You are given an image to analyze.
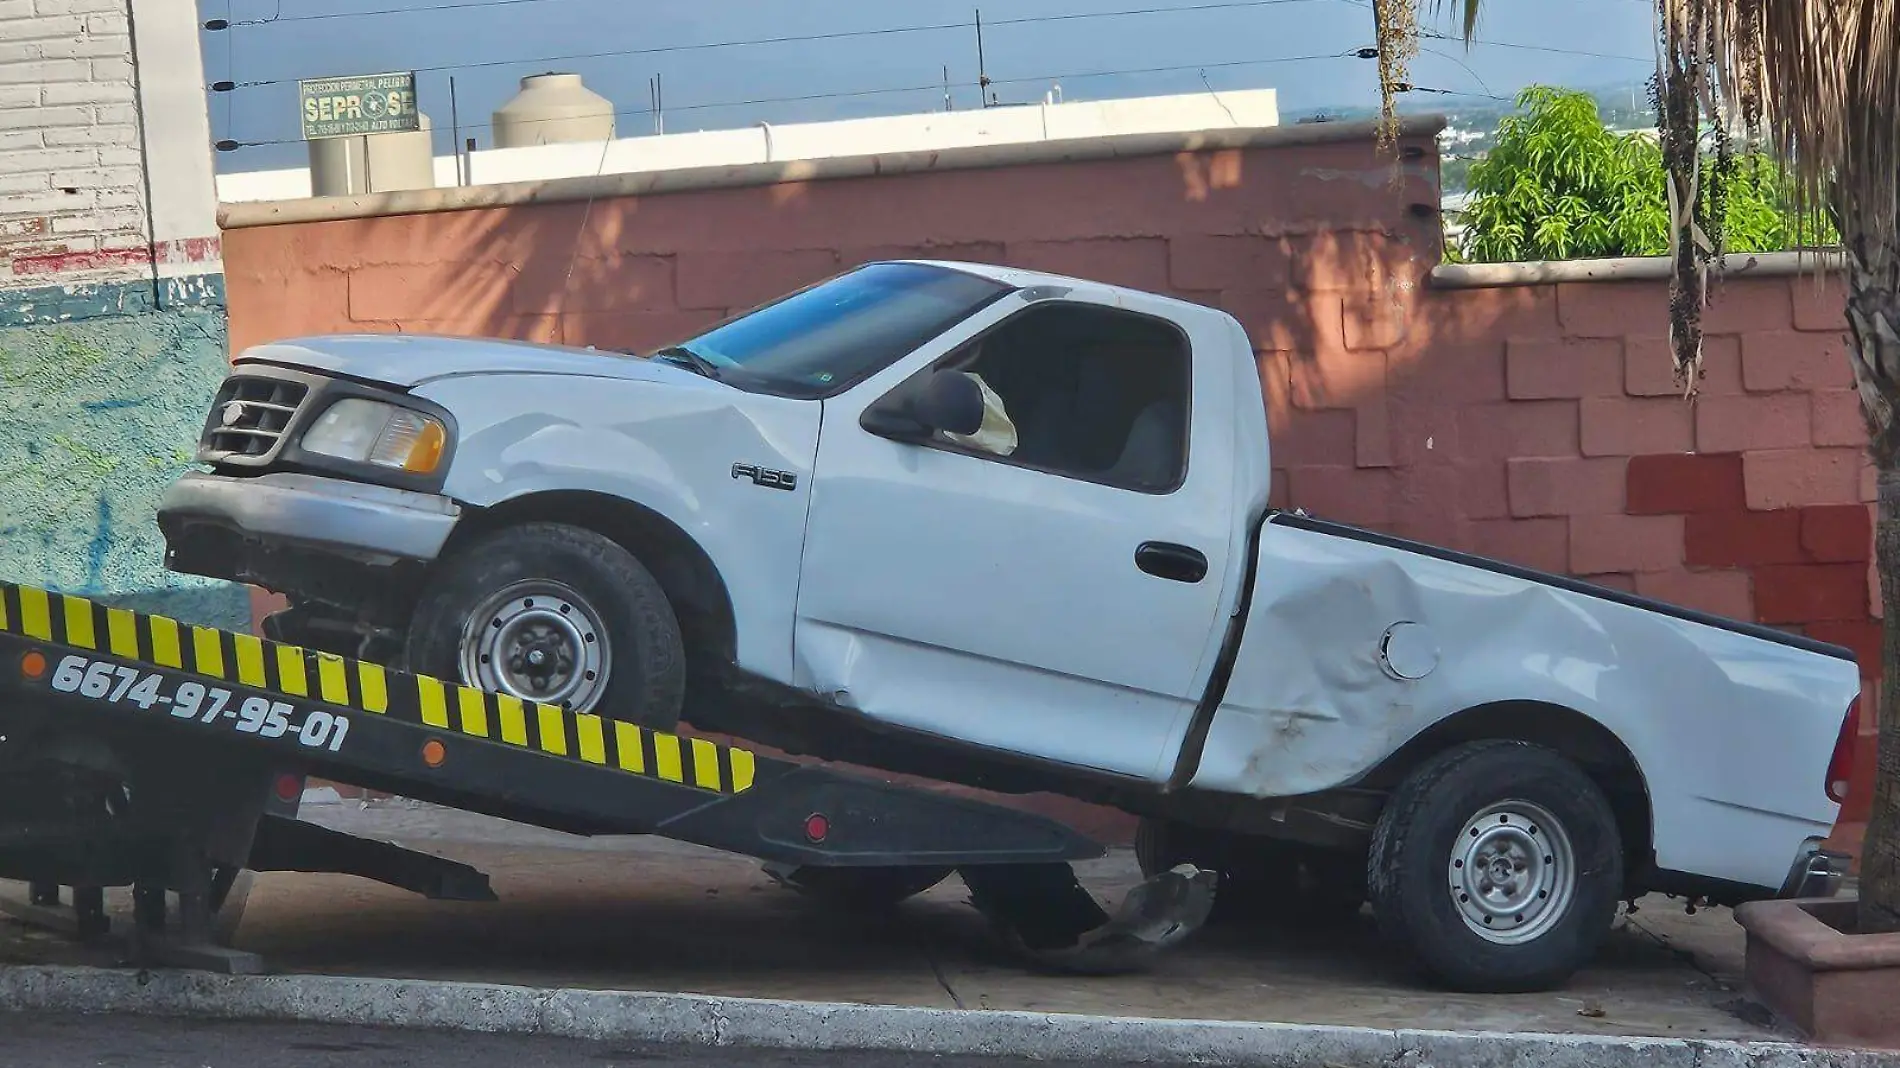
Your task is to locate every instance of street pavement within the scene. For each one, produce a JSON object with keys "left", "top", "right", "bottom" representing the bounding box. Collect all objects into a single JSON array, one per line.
[
  {"left": 0, "top": 799, "right": 1790, "bottom": 1043},
  {"left": 2, "top": 1012, "right": 1154, "bottom": 1067}
]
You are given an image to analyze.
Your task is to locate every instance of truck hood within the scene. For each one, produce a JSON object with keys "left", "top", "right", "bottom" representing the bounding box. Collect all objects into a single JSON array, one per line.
[{"left": 235, "top": 333, "right": 713, "bottom": 390}]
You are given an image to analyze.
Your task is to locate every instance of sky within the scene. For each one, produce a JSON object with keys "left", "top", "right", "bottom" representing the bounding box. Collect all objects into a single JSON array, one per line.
[{"left": 199, "top": 0, "right": 1664, "bottom": 172}]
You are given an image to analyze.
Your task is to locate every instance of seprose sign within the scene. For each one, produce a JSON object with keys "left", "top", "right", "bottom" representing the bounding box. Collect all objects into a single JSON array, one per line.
[{"left": 298, "top": 71, "right": 419, "bottom": 140}]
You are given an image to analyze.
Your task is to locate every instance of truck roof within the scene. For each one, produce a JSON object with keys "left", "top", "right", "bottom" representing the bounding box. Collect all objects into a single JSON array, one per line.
[{"left": 889, "top": 259, "right": 1231, "bottom": 321}]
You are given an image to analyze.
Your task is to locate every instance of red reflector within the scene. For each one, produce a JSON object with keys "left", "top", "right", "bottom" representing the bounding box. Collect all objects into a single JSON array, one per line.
[
  {"left": 273, "top": 774, "right": 302, "bottom": 803},
  {"left": 804, "top": 813, "right": 829, "bottom": 843},
  {"left": 1827, "top": 699, "right": 1861, "bottom": 805}
]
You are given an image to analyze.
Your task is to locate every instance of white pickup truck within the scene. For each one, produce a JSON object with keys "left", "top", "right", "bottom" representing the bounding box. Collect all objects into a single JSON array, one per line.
[{"left": 158, "top": 259, "right": 1860, "bottom": 992}]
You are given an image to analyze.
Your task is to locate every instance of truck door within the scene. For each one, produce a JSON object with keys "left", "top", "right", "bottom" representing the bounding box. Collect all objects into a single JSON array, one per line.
[{"left": 793, "top": 290, "right": 1238, "bottom": 782}]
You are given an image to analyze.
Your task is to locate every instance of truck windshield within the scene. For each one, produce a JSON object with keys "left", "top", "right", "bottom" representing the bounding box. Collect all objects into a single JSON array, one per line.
[{"left": 649, "top": 262, "right": 1012, "bottom": 398}]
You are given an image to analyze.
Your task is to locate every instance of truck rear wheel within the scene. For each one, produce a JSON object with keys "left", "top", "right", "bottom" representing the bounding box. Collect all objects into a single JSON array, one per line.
[
  {"left": 405, "top": 522, "right": 686, "bottom": 731},
  {"left": 1367, "top": 739, "right": 1622, "bottom": 993}
]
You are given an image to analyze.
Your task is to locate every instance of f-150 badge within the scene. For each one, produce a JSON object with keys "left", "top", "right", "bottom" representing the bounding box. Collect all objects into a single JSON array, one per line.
[{"left": 731, "top": 463, "right": 798, "bottom": 491}]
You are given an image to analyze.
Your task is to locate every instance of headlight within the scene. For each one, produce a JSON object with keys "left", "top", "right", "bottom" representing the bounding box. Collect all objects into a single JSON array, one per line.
[{"left": 302, "top": 398, "right": 448, "bottom": 474}]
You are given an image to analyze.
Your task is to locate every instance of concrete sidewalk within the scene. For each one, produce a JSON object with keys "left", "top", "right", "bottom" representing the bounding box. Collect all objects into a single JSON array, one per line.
[{"left": 0, "top": 799, "right": 1792, "bottom": 1046}]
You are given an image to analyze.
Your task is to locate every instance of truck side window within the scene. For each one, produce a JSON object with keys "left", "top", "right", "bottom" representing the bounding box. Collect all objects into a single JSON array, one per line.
[{"left": 933, "top": 302, "right": 1191, "bottom": 494}]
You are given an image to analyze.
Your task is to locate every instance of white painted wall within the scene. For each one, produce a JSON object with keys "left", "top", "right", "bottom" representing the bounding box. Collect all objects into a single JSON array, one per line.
[
  {"left": 215, "top": 87, "right": 1281, "bottom": 204},
  {"left": 0, "top": 0, "right": 147, "bottom": 289},
  {"left": 128, "top": 0, "right": 220, "bottom": 277},
  {"left": 0, "top": 0, "right": 220, "bottom": 291}
]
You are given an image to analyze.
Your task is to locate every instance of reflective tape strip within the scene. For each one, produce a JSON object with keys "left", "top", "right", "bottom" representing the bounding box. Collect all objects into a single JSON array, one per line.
[
  {"left": 106, "top": 608, "right": 138, "bottom": 659},
  {"left": 356, "top": 662, "right": 388, "bottom": 713},
  {"left": 456, "top": 686, "right": 490, "bottom": 738},
  {"left": 535, "top": 703, "right": 567, "bottom": 757},
  {"left": 275, "top": 645, "right": 309, "bottom": 696},
  {"left": 60, "top": 595, "right": 95, "bottom": 650},
  {"left": 614, "top": 721, "right": 646, "bottom": 774},
  {"left": 653, "top": 733, "right": 683, "bottom": 783},
  {"left": 690, "top": 737, "right": 721, "bottom": 791},
  {"left": 233, "top": 634, "right": 266, "bottom": 687},
  {"left": 576, "top": 713, "right": 607, "bottom": 765},
  {"left": 19, "top": 587, "right": 51, "bottom": 641},
  {"left": 417, "top": 676, "right": 450, "bottom": 729},
  {"left": 148, "top": 615, "right": 183, "bottom": 668},
  {"left": 497, "top": 694, "right": 528, "bottom": 745},
  {"left": 192, "top": 626, "right": 225, "bottom": 678},
  {"left": 317, "top": 654, "right": 350, "bottom": 705},
  {"left": 729, "top": 748, "right": 756, "bottom": 793}
]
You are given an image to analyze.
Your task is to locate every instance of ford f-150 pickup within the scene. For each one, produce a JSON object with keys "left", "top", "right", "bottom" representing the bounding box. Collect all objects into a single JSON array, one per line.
[{"left": 157, "top": 259, "right": 1861, "bottom": 993}]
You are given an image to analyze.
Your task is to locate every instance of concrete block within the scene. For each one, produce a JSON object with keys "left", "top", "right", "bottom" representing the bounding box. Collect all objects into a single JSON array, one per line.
[
  {"left": 1745, "top": 331, "right": 1855, "bottom": 393},
  {"left": 1625, "top": 334, "right": 1744, "bottom": 396},
  {"left": 1569, "top": 512, "right": 1684, "bottom": 575},
  {"left": 1581, "top": 396, "right": 1696, "bottom": 456},
  {"left": 1507, "top": 456, "right": 1627, "bottom": 517},
  {"left": 1746, "top": 448, "right": 1865, "bottom": 510},
  {"left": 1627, "top": 453, "right": 1746, "bottom": 514},
  {"left": 1506, "top": 337, "right": 1623, "bottom": 399}
]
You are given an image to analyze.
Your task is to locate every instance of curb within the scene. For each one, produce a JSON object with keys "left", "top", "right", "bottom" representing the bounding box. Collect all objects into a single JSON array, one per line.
[{"left": 1, "top": 964, "right": 1895, "bottom": 1067}]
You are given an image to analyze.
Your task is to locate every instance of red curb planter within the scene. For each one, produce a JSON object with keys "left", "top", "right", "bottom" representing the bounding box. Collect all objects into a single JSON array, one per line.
[{"left": 1736, "top": 896, "right": 1900, "bottom": 1047}]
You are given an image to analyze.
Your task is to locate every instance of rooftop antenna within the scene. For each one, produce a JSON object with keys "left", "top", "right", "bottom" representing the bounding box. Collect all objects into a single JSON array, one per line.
[
  {"left": 974, "top": 9, "right": 992, "bottom": 106},
  {"left": 943, "top": 64, "right": 952, "bottom": 111}
]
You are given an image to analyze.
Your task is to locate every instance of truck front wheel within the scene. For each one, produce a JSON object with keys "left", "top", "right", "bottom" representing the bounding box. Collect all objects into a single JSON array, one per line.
[
  {"left": 1367, "top": 739, "right": 1622, "bottom": 993},
  {"left": 405, "top": 522, "right": 686, "bottom": 731}
]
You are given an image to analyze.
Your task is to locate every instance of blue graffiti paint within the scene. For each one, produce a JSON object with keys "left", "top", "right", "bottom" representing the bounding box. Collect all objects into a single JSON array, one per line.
[{"left": 0, "top": 274, "right": 249, "bottom": 632}]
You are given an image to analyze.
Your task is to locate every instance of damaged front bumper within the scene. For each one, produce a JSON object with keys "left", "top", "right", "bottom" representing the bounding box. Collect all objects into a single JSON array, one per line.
[{"left": 960, "top": 862, "right": 1218, "bottom": 974}]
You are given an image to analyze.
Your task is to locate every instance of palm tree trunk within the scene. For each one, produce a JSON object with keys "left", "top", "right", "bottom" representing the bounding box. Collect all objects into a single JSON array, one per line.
[
  {"left": 1863, "top": 465, "right": 1900, "bottom": 932},
  {"left": 1839, "top": 192, "right": 1900, "bottom": 934}
]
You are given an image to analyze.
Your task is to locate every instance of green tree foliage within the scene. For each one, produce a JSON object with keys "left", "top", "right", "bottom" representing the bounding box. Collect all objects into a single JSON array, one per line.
[{"left": 1447, "top": 86, "right": 1833, "bottom": 263}]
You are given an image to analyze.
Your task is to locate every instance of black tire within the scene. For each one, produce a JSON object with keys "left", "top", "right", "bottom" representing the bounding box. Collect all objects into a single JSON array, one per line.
[
  {"left": 405, "top": 522, "right": 686, "bottom": 731},
  {"left": 1135, "top": 818, "right": 1365, "bottom": 926},
  {"left": 1367, "top": 739, "right": 1623, "bottom": 993},
  {"left": 765, "top": 863, "right": 954, "bottom": 910}
]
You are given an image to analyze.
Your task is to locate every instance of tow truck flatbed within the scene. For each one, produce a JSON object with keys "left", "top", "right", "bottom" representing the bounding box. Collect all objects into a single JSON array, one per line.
[{"left": 0, "top": 582, "right": 1213, "bottom": 974}]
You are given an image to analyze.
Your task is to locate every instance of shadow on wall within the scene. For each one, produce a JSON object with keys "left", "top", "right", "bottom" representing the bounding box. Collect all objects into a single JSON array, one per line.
[{"left": 0, "top": 300, "right": 250, "bottom": 631}]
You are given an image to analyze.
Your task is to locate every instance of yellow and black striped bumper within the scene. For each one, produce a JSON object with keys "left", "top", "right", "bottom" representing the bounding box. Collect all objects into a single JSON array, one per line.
[{"left": 0, "top": 582, "right": 754, "bottom": 795}]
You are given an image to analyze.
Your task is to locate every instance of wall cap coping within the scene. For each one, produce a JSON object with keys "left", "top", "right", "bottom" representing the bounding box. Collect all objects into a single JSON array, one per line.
[
  {"left": 216, "top": 115, "right": 1449, "bottom": 231},
  {"left": 1431, "top": 248, "right": 1845, "bottom": 289}
]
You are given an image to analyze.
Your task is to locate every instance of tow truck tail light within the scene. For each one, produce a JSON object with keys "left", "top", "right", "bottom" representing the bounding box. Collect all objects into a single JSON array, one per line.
[{"left": 1827, "top": 698, "right": 1860, "bottom": 805}]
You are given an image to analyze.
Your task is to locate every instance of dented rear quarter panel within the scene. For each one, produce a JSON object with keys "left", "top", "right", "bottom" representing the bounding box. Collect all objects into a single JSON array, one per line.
[{"left": 1192, "top": 518, "right": 1859, "bottom": 890}]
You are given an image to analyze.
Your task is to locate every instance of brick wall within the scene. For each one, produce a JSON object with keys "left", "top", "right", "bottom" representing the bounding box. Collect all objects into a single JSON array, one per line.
[
  {"left": 219, "top": 127, "right": 1877, "bottom": 848},
  {"left": 0, "top": 0, "right": 151, "bottom": 286}
]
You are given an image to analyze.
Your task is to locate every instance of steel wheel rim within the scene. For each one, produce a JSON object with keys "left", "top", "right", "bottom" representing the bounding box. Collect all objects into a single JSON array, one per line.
[
  {"left": 458, "top": 580, "right": 610, "bottom": 711},
  {"left": 1448, "top": 798, "right": 1576, "bottom": 945}
]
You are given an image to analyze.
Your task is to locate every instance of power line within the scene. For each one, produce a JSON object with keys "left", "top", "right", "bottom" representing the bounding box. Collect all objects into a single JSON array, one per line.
[
  {"left": 218, "top": 0, "right": 1358, "bottom": 27},
  {"left": 1418, "top": 29, "right": 1650, "bottom": 64},
  {"left": 214, "top": 50, "right": 1351, "bottom": 150},
  {"left": 207, "top": 0, "right": 1354, "bottom": 88}
]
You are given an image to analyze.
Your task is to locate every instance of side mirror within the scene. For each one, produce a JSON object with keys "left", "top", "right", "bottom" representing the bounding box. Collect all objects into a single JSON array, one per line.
[{"left": 861, "top": 371, "right": 986, "bottom": 441}]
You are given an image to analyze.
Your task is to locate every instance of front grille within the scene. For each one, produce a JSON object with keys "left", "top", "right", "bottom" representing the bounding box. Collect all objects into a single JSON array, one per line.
[{"left": 201, "top": 375, "right": 310, "bottom": 461}]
